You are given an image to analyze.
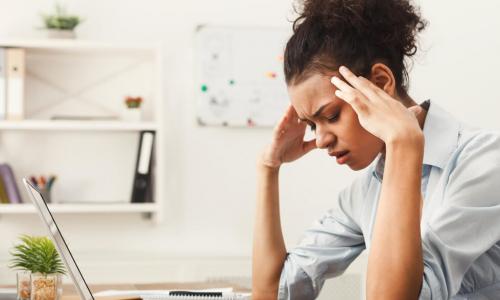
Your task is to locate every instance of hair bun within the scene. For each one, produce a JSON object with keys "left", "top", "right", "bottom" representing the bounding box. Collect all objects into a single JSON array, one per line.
[{"left": 295, "top": 0, "right": 427, "bottom": 57}]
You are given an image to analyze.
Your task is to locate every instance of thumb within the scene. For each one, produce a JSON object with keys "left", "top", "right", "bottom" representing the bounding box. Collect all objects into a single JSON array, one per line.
[
  {"left": 303, "top": 139, "right": 317, "bottom": 154},
  {"left": 408, "top": 105, "right": 423, "bottom": 117}
]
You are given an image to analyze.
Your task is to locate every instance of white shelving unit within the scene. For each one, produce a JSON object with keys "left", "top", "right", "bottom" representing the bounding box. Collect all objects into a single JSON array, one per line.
[{"left": 0, "top": 38, "right": 164, "bottom": 223}]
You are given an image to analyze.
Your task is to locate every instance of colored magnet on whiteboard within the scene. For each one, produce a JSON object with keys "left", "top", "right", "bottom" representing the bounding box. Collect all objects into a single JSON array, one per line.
[
  {"left": 247, "top": 118, "right": 255, "bottom": 127},
  {"left": 201, "top": 84, "right": 208, "bottom": 92},
  {"left": 266, "top": 72, "right": 277, "bottom": 79},
  {"left": 277, "top": 55, "right": 284, "bottom": 61},
  {"left": 229, "top": 79, "right": 235, "bottom": 85}
]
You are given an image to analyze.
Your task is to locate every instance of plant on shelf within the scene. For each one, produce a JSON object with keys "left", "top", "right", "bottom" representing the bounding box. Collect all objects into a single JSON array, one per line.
[
  {"left": 125, "top": 96, "right": 143, "bottom": 109},
  {"left": 10, "top": 235, "right": 66, "bottom": 300},
  {"left": 123, "top": 96, "right": 144, "bottom": 121},
  {"left": 41, "top": 3, "right": 82, "bottom": 39}
]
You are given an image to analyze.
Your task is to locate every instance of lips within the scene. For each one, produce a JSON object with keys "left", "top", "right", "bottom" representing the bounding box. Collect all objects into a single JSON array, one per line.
[
  {"left": 328, "top": 150, "right": 349, "bottom": 158},
  {"left": 329, "top": 150, "right": 350, "bottom": 164}
]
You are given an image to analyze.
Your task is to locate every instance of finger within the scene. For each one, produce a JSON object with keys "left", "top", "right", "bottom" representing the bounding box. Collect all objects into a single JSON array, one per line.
[
  {"left": 334, "top": 89, "right": 369, "bottom": 117},
  {"left": 330, "top": 75, "right": 356, "bottom": 93},
  {"left": 338, "top": 66, "right": 379, "bottom": 101},
  {"left": 273, "top": 108, "right": 290, "bottom": 136},
  {"left": 303, "top": 139, "right": 317, "bottom": 153}
]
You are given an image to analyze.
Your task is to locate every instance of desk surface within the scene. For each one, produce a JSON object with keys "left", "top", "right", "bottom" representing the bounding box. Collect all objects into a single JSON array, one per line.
[{"left": 2, "top": 281, "right": 251, "bottom": 299}]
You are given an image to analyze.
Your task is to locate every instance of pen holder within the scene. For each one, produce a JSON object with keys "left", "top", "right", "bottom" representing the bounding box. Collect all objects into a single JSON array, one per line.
[{"left": 39, "top": 188, "right": 52, "bottom": 204}]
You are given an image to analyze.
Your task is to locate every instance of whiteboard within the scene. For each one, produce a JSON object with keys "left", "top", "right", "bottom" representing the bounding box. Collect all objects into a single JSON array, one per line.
[{"left": 195, "top": 25, "right": 291, "bottom": 127}]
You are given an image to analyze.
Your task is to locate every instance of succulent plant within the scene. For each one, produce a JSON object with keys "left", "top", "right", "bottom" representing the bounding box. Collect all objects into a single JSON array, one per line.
[
  {"left": 42, "top": 3, "right": 81, "bottom": 31},
  {"left": 9, "top": 235, "right": 66, "bottom": 275}
]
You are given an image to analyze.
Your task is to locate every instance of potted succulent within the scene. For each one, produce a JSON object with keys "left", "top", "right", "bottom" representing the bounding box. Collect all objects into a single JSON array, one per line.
[
  {"left": 122, "top": 96, "right": 144, "bottom": 121},
  {"left": 41, "top": 3, "right": 82, "bottom": 39},
  {"left": 9, "top": 235, "right": 66, "bottom": 300}
]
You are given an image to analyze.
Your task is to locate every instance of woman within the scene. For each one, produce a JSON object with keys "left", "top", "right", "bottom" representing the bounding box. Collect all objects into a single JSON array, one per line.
[{"left": 252, "top": 0, "right": 500, "bottom": 299}]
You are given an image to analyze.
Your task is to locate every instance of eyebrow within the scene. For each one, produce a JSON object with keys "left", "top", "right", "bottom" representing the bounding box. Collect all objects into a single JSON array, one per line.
[{"left": 299, "top": 103, "right": 331, "bottom": 121}]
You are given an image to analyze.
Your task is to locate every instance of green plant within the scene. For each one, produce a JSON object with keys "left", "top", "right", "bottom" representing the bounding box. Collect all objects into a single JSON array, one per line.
[
  {"left": 125, "top": 96, "right": 143, "bottom": 109},
  {"left": 42, "top": 3, "right": 81, "bottom": 30},
  {"left": 9, "top": 235, "right": 66, "bottom": 275}
]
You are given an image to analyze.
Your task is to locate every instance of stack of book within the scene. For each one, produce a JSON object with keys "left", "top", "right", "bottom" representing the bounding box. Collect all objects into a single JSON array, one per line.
[
  {"left": 0, "top": 163, "right": 22, "bottom": 204},
  {"left": 0, "top": 47, "right": 25, "bottom": 121}
]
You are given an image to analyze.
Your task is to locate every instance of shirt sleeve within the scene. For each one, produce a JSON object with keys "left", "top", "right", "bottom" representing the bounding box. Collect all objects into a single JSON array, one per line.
[
  {"left": 278, "top": 175, "right": 368, "bottom": 300},
  {"left": 419, "top": 132, "right": 500, "bottom": 299}
]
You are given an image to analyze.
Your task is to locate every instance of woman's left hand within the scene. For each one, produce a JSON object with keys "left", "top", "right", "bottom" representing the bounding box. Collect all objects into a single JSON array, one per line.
[{"left": 331, "top": 66, "right": 423, "bottom": 145}]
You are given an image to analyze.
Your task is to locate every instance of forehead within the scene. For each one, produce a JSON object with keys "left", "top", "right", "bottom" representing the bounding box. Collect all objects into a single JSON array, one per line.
[{"left": 288, "top": 73, "right": 339, "bottom": 118}]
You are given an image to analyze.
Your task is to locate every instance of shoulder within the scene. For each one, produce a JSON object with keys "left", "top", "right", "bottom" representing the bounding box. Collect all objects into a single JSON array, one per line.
[
  {"left": 451, "top": 127, "right": 500, "bottom": 170},
  {"left": 445, "top": 127, "right": 500, "bottom": 206}
]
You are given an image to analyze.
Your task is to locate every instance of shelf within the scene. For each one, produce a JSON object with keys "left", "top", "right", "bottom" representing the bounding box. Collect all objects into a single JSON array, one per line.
[
  {"left": 0, "top": 120, "right": 158, "bottom": 131},
  {"left": 0, "top": 203, "right": 159, "bottom": 214},
  {"left": 0, "top": 38, "right": 160, "bottom": 54}
]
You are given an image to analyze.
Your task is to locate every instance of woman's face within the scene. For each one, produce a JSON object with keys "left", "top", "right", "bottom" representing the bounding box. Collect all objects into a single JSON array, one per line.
[{"left": 288, "top": 72, "right": 384, "bottom": 171}]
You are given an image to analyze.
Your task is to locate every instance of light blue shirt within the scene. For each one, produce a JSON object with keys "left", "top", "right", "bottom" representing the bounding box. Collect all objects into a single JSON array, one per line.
[{"left": 278, "top": 101, "right": 500, "bottom": 299}]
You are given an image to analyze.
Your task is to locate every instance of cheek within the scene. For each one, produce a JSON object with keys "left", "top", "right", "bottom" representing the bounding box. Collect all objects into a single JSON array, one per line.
[{"left": 337, "top": 107, "right": 365, "bottom": 142}]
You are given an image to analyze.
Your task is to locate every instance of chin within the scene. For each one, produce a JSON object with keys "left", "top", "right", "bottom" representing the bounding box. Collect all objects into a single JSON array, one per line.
[{"left": 347, "top": 157, "right": 376, "bottom": 171}]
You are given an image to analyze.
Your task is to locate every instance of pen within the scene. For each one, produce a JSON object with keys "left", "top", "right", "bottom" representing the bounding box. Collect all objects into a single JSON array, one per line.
[
  {"left": 40, "top": 176, "right": 46, "bottom": 189},
  {"left": 30, "top": 176, "right": 37, "bottom": 188},
  {"left": 47, "top": 176, "right": 57, "bottom": 190}
]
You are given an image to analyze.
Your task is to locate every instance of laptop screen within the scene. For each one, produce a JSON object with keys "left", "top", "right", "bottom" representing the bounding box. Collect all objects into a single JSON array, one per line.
[{"left": 23, "top": 178, "right": 94, "bottom": 300}]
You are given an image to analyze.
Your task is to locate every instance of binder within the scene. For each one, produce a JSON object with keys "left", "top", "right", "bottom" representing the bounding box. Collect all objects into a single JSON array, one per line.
[
  {"left": 0, "top": 164, "right": 22, "bottom": 203},
  {"left": 0, "top": 48, "right": 6, "bottom": 120},
  {"left": 5, "top": 48, "right": 25, "bottom": 120},
  {"left": 0, "top": 172, "right": 10, "bottom": 204},
  {"left": 131, "top": 131, "right": 155, "bottom": 203}
]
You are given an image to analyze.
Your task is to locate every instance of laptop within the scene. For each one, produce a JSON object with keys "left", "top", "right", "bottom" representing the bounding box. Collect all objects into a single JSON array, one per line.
[
  {"left": 22, "top": 178, "right": 249, "bottom": 300},
  {"left": 23, "top": 178, "right": 99, "bottom": 300}
]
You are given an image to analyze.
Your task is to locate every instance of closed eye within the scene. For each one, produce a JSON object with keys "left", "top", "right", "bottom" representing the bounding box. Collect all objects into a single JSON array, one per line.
[{"left": 327, "top": 113, "right": 339, "bottom": 123}]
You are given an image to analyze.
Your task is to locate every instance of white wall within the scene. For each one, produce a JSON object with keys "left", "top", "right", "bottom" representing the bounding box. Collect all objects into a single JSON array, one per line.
[{"left": 0, "top": 0, "right": 499, "bottom": 296}]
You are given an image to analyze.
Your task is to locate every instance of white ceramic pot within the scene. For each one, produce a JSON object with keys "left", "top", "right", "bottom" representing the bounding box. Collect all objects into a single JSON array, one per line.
[
  {"left": 122, "top": 108, "right": 142, "bottom": 122},
  {"left": 46, "top": 29, "right": 76, "bottom": 39}
]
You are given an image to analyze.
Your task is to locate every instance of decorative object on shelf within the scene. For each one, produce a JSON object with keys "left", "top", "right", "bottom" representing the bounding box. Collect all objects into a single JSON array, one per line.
[
  {"left": 41, "top": 3, "right": 82, "bottom": 39},
  {"left": 9, "top": 235, "right": 66, "bottom": 300},
  {"left": 122, "top": 96, "right": 143, "bottom": 122},
  {"left": 29, "top": 175, "right": 56, "bottom": 203}
]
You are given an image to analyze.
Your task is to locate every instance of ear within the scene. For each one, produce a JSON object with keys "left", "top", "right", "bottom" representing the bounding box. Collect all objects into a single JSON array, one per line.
[{"left": 368, "top": 63, "right": 397, "bottom": 97}]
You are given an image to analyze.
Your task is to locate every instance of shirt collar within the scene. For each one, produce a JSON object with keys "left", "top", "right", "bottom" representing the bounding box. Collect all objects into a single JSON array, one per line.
[{"left": 372, "top": 100, "right": 461, "bottom": 181}]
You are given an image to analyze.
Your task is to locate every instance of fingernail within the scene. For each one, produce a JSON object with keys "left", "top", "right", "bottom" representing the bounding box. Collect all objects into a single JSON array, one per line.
[
  {"left": 339, "top": 66, "right": 347, "bottom": 73},
  {"left": 330, "top": 76, "right": 338, "bottom": 84}
]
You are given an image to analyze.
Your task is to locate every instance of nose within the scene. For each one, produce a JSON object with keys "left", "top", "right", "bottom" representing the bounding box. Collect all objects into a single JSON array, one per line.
[{"left": 315, "top": 124, "right": 336, "bottom": 149}]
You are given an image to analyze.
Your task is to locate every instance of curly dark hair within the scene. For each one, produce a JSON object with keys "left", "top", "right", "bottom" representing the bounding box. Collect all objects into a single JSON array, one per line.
[{"left": 284, "top": 0, "right": 427, "bottom": 96}]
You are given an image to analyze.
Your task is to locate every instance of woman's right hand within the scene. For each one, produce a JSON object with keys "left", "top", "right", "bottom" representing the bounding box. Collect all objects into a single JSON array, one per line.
[{"left": 259, "top": 105, "right": 317, "bottom": 169}]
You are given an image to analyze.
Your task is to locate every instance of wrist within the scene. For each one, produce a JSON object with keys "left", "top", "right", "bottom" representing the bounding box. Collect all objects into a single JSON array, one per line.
[
  {"left": 257, "top": 160, "right": 281, "bottom": 174},
  {"left": 258, "top": 149, "right": 282, "bottom": 172},
  {"left": 386, "top": 131, "right": 424, "bottom": 153}
]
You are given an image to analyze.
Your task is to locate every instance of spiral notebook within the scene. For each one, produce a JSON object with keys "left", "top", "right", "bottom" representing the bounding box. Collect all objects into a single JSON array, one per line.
[{"left": 94, "top": 288, "right": 251, "bottom": 300}]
